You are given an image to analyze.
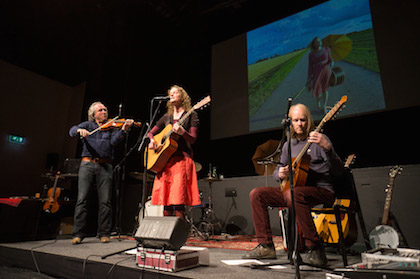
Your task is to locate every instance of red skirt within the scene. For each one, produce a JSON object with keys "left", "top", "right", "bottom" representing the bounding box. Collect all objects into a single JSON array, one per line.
[{"left": 150, "top": 156, "right": 201, "bottom": 206}]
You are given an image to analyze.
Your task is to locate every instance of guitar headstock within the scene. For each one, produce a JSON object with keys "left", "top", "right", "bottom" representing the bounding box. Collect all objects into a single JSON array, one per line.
[
  {"left": 344, "top": 154, "right": 356, "bottom": 168},
  {"left": 193, "top": 96, "right": 211, "bottom": 110},
  {"left": 323, "top": 95, "right": 347, "bottom": 122},
  {"left": 389, "top": 165, "right": 402, "bottom": 178}
]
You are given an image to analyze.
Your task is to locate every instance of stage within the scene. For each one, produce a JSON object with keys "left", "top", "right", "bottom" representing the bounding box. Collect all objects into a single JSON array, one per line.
[{"left": 0, "top": 236, "right": 364, "bottom": 279}]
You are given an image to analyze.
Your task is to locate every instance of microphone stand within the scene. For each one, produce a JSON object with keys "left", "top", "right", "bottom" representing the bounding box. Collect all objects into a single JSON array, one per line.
[
  {"left": 101, "top": 98, "right": 166, "bottom": 260},
  {"left": 283, "top": 97, "right": 323, "bottom": 277},
  {"left": 112, "top": 130, "right": 130, "bottom": 239},
  {"left": 135, "top": 98, "right": 167, "bottom": 228},
  {"left": 283, "top": 99, "right": 301, "bottom": 279},
  {"left": 112, "top": 105, "right": 124, "bottom": 239}
]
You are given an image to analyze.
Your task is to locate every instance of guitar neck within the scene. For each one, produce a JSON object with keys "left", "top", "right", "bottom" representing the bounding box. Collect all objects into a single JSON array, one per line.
[
  {"left": 380, "top": 166, "right": 401, "bottom": 225},
  {"left": 161, "top": 95, "right": 210, "bottom": 141},
  {"left": 165, "top": 108, "right": 194, "bottom": 139},
  {"left": 178, "top": 107, "right": 195, "bottom": 126},
  {"left": 381, "top": 176, "right": 395, "bottom": 225},
  {"left": 291, "top": 95, "right": 346, "bottom": 168},
  {"left": 292, "top": 120, "right": 325, "bottom": 169},
  {"left": 51, "top": 175, "right": 59, "bottom": 195}
]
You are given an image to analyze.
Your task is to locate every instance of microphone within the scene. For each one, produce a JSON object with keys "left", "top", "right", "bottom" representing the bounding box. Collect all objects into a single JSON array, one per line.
[
  {"left": 281, "top": 98, "right": 293, "bottom": 126},
  {"left": 118, "top": 103, "right": 122, "bottom": 116},
  {"left": 153, "top": 96, "right": 170, "bottom": 100},
  {"left": 286, "top": 97, "right": 292, "bottom": 117}
]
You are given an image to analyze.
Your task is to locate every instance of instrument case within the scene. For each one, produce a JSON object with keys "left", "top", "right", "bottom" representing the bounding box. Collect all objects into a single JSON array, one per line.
[{"left": 136, "top": 247, "right": 200, "bottom": 272}]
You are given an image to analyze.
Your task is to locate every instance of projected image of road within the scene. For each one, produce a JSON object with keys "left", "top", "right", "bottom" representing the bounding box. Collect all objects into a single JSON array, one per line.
[{"left": 247, "top": 0, "right": 385, "bottom": 132}]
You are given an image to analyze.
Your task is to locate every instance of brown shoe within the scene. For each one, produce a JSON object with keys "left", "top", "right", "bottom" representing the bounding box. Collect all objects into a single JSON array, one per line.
[
  {"left": 71, "top": 237, "right": 82, "bottom": 245},
  {"left": 242, "top": 243, "right": 276, "bottom": 259},
  {"left": 100, "top": 236, "right": 110, "bottom": 243}
]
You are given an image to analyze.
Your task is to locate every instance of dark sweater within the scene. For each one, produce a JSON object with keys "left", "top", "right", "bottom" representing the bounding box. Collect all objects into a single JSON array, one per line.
[{"left": 273, "top": 135, "right": 343, "bottom": 193}]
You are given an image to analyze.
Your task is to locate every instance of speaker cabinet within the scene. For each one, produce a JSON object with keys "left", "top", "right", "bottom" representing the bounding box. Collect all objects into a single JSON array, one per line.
[{"left": 134, "top": 216, "right": 189, "bottom": 250}]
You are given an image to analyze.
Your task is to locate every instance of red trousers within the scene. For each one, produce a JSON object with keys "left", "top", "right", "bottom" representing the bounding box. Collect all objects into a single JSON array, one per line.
[{"left": 249, "top": 186, "right": 335, "bottom": 248}]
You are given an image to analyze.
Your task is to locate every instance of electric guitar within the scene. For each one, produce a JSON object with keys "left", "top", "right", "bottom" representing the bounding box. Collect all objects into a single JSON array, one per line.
[
  {"left": 280, "top": 95, "right": 347, "bottom": 194},
  {"left": 312, "top": 154, "right": 358, "bottom": 246},
  {"left": 145, "top": 96, "right": 211, "bottom": 173},
  {"left": 43, "top": 172, "right": 61, "bottom": 213},
  {"left": 369, "top": 166, "right": 403, "bottom": 249}
]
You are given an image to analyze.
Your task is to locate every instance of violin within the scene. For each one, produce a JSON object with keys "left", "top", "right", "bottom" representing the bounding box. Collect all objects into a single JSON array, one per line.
[
  {"left": 99, "top": 119, "right": 142, "bottom": 131},
  {"left": 43, "top": 172, "right": 61, "bottom": 213},
  {"left": 88, "top": 116, "right": 141, "bottom": 136}
]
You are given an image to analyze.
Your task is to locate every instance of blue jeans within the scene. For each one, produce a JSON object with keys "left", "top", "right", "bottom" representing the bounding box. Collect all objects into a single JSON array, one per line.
[{"left": 73, "top": 161, "right": 113, "bottom": 238}]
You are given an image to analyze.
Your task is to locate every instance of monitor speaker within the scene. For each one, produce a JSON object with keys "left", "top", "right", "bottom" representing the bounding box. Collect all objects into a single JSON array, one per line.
[{"left": 134, "top": 216, "right": 189, "bottom": 250}]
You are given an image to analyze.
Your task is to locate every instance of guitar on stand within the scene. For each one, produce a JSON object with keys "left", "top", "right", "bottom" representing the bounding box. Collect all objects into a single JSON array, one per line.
[
  {"left": 369, "top": 165, "right": 409, "bottom": 249},
  {"left": 144, "top": 96, "right": 211, "bottom": 173},
  {"left": 312, "top": 154, "right": 358, "bottom": 246}
]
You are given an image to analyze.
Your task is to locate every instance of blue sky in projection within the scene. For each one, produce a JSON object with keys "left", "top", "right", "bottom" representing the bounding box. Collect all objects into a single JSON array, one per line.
[{"left": 247, "top": 0, "right": 373, "bottom": 65}]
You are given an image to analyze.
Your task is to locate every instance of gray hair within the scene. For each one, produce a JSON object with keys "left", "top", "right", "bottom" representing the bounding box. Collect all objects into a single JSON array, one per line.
[{"left": 88, "top": 101, "right": 104, "bottom": 121}]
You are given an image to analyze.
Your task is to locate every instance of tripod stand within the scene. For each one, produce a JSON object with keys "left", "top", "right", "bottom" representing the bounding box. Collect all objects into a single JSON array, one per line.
[
  {"left": 185, "top": 206, "right": 206, "bottom": 239},
  {"left": 195, "top": 176, "right": 222, "bottom": 238}
]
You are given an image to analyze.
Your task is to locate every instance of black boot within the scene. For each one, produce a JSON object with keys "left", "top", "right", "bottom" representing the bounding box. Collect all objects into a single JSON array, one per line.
[{"left": 304, "top": 245, "right": 327, "bottom": 266}]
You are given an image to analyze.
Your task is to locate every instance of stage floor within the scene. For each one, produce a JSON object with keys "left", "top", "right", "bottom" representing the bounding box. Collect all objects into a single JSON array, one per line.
[{"left": 0, "top": 236, "right": 363, "bottom": 279}]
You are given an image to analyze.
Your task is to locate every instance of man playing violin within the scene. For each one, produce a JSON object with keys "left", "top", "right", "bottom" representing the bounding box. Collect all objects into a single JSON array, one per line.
[
  {"left": 69, "top": 101, "right": 134, "bottom": 245},
  {"left": 243, "top": 103, "right": 343, "bottom": 266}
]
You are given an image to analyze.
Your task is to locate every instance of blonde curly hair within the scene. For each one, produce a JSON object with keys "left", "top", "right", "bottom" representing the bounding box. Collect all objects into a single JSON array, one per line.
[{"left": 166, "top": 85, "right": 192, "bottom": 115}]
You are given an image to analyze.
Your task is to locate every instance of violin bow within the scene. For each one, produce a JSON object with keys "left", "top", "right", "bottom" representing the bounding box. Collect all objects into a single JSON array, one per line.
[{"left": 88, "top": 115, "right": 120, "bottom": 136}]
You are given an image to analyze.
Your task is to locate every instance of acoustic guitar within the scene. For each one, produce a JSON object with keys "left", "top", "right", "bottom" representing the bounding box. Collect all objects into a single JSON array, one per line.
[
  {"left": 43, "top": 172, "right": 61, "bottom": 213},
  {"left": 312, "top": 154, "right": 358, "bottom": 246},
  {"left": 280, "top": 95, "right": 348, "bottom": 194},
  {"left": 145, "top": 96, "right": 211, "bottom": 173},
  {"left": 369, "top": 166, "right": 403, "bottom": 249}
]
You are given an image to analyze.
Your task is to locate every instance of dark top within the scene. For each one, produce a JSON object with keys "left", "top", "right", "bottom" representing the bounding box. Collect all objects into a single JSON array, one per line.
[
  {"left": 148, "top": 111, "right": 199, "bottom": 158},
  {"left": 69, "top": 121, "right": 126, "bottom": 159},
  {"left": 273, "top": 135, "right": 343, "bottom": 193}
]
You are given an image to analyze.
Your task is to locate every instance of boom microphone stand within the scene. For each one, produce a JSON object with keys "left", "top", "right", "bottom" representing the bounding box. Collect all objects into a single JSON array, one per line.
[
  {"left": 283, "top": 98, "right": 301, "bottom": 279},
  {"left": 111, "top": 104, "right": 124, "bottom": 238},
  {"left": 135, "top": 97, "right": 167, "bottom": 225},
  {"left": 101, "top": 97, "right": 166, "bottom": 260},
  {"left": 112, "top": 127, "right": 133, "bottom": 238}
]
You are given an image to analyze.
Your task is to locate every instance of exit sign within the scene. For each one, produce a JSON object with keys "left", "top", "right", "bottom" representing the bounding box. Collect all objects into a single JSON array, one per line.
[{"left": 9, "top": 135, "right": 25, "bottom": 144}]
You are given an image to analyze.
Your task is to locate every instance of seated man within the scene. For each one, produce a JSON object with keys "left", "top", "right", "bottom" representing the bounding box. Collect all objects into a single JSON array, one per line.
[{"left": 242, "top": 103, "right": 343, "bottom": 266}]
